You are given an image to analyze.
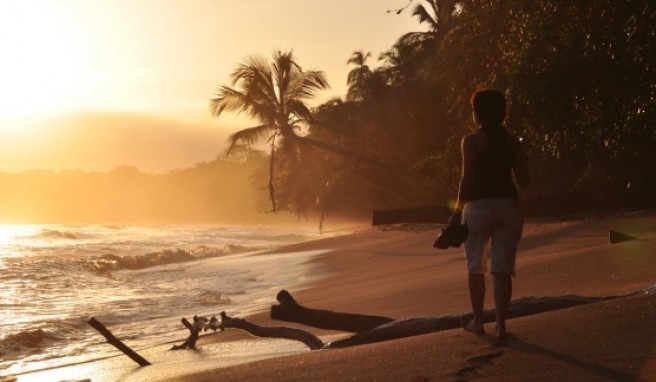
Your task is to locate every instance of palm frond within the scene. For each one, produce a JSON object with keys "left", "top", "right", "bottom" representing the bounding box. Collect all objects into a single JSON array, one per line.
[
  {"left": 231, "top": 55, "right": 278, "bottom": 107},
  {"left": 346, "top": 51, "right": 371, "bottom": 66},
  {"left": 232, "top": 55, "right": 271, "bottom": 84},
  {"left": 272, "top": 50, "right": 298, "bottom": 103},
  {"left": 210, "top": 86, "right": 250, "bottom": 116},
  {"left": 287, "top": 99, "right": 313, "bottom": 122},
  {"left": 412, "top": 3, "right": 439, "bottom": 30},
  {"left": 225, "top": 124, "right": 277, "bottom": 154},
  {"left": 211, "top": 84, "right": 280, "bottom": 125},
  {"left": 286, "top": 70, "right": 329, "bottom": 102}
]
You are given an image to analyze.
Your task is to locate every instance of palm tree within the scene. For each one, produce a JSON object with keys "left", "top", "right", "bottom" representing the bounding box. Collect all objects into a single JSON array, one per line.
[
  {"left": 398, "top": 0, "right": 460, "bottom": 50},
  {"left": 378, "top": 39, "right": 420, "bottom": 84},
  {"left": 210, "top": 50, "right": 329, "bottom": 212},
  {"left": 346, "top": 50, "right": 373, "bottom": 102}
]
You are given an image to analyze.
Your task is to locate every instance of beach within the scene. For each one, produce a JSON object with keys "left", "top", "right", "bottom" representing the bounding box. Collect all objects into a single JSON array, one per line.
[{"left": 15, "top": 210, "right": 656, "bottom": 381}]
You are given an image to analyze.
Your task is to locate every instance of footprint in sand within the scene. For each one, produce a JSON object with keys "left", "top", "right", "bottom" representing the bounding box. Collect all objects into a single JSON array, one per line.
[
  {"left": 466, "top": 350, "right": 505, "bottom": 363},
  {"left": 454, "top": 349, "right": 505, "bottom": 381}
]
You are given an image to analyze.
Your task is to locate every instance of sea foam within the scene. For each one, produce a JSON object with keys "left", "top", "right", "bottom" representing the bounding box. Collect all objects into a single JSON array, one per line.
[{"left": 0, "top": 224, "right": 329, "bottom": 376}]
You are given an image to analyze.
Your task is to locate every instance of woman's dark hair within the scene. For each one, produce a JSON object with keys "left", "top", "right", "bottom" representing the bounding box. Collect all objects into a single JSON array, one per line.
[{"left": 470, "top": 90, "right": 506, "bottom": 126}]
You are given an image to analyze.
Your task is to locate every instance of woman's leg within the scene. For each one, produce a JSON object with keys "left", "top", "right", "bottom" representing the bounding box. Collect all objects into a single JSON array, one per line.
[
  {"left": 492, "top": 272, "right": 512, "bottom": 338},
  {"left": 468, "top": 272, "right": 486, "bottom": 329}
]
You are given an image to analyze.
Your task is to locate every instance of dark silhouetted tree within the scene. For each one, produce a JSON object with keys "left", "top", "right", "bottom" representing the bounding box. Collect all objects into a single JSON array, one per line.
[
  {"left": 346, "top": 51, "right": 373, "bottom": 102},
  {"left": 210, "top": 50, "right": 329, "bottom": 212}
]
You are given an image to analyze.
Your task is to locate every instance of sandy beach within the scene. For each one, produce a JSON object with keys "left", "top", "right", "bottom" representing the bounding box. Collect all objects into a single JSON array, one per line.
[{"left": 15, "top": 209, "right": 656, "bottom": 381}]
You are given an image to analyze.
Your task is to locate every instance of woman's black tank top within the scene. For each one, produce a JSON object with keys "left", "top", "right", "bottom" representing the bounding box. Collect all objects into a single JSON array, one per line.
[{"left": 470, "top": 126, "right": 518, "bottom": 201}]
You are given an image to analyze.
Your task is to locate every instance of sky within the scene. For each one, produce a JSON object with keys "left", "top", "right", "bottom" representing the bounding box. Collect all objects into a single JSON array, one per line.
[{"left": 0, "top": 0, "right": 425, "bottom": 173}]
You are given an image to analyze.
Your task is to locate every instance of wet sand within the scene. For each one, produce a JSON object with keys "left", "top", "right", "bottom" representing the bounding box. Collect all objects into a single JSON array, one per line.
[{"left": 16, "top": 210, "right": 656, "bottom": 381}]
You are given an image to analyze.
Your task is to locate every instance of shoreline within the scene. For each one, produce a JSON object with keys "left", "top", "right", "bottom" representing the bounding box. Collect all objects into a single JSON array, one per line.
[
  {"left": 177, "top": 209, "right": 656, "bottom": 381},
  {"left": 14, "top": 210, "right": 656, "bottom": 381}
]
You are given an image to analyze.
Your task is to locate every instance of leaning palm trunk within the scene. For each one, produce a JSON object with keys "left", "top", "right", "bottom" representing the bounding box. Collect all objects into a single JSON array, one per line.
[
  {"left": 289, "top": 134, "right": 453, "bottom": 196},
  {"left": 268, "top": 132, "right": 453, "bottom": 217}
]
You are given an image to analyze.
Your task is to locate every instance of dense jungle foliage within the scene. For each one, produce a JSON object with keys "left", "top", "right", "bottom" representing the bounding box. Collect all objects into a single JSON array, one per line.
[{"left": 218, "top": 0, "right": 656, "bottom": 220}]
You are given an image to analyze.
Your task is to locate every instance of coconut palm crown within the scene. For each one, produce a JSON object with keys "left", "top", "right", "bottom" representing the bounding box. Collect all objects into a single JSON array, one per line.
[{"left": 210, "top": 50, "right": 329, "bottom": 154}]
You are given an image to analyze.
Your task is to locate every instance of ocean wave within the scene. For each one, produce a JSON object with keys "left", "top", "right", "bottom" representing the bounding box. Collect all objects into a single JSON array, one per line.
[
  {"left": 81, "top": 243, "right": 256, "bottom": 273},
  {"left": 0, "top": 319, "right": 86, "bottom": 357},
  {"left": 197, "top": 290, "right": 233, "bottom": 306},
  {"left": 101, "top": 224, "right": 125, "bottom": 230},
  {"left": 34, "top": 229, "right": 79, "bottom": 240},
  {"left": 0, "top": 329, "right": 60, "bottom": 354}
]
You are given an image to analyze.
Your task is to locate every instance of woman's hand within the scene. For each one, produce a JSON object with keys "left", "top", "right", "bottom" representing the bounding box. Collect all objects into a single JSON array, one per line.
[{"left": 448, "top": 210, "right": 462, "bottom": 225}]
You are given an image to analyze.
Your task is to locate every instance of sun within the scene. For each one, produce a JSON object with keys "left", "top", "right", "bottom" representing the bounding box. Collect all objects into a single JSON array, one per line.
[{"left": 0, "top": 2, "right": 87, "bottom": 120}]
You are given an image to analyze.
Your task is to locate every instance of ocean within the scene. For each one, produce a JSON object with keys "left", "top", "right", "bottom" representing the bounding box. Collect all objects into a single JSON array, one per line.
[{"left": 0, "top": 224, "right": 331, "bottom": 377}]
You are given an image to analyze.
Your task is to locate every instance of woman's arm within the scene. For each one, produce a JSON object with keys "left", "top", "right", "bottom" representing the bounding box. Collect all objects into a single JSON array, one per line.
[
  {"left": 449, "top": 135, "right": 477, "bottom": 224},
  {"left": 509, "top": 135, "right": 529, "bottom": 190}
]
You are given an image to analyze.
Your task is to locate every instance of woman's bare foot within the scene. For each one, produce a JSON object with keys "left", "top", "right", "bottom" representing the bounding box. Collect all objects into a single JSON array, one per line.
[
  {"left": 494, "top": 323, "right": 509, "bottom": 339},
  {"left": 464, "top": 320, "right": 485, "bottom": 335}
]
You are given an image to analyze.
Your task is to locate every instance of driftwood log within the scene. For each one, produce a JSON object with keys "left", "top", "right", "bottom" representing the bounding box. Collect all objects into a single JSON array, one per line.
[
  {"left": 271, "top": 290, "right": 394, "bottom": 333},
  {"left": 171, "top": 316, "right": 212, "bottom": 350},
  {"left": 272, "top": 290, "right": 639, "bottom": 348},
  {"left": 218, "top": 311, "right": 324, "bottom": 350},
  {"left": 173, "top": 311, "right": 324, "bottom": 350},
  {"left": 88, "top": 317, "right": 151, "bottom": 366},
  {"left": 173, "top": 286, "right": 656, "bottom": 351},
  {"left": 323, "top": 295, "right": 616, "bottom": 348}
]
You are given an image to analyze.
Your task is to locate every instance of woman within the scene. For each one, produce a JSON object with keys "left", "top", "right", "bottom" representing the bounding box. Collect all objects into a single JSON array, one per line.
[{"left": 449, "top": 89, "right": 529, "bottom": 339}]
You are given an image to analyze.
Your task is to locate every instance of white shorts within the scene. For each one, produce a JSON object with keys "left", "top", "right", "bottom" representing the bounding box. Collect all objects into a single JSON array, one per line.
[{"left": 462, "top": 198, "right": 523, "bottom": 276}]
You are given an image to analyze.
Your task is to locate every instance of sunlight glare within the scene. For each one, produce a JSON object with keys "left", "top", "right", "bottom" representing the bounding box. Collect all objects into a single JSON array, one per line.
[
  {"left": 0, "top": 2, "right": 87, "bottom": 119},
  {"left": 0, "top": 224, "right": 27, "bottom": 244},
  {"left": 0, "top": 224, "right": 35, "bottom": 257}
]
